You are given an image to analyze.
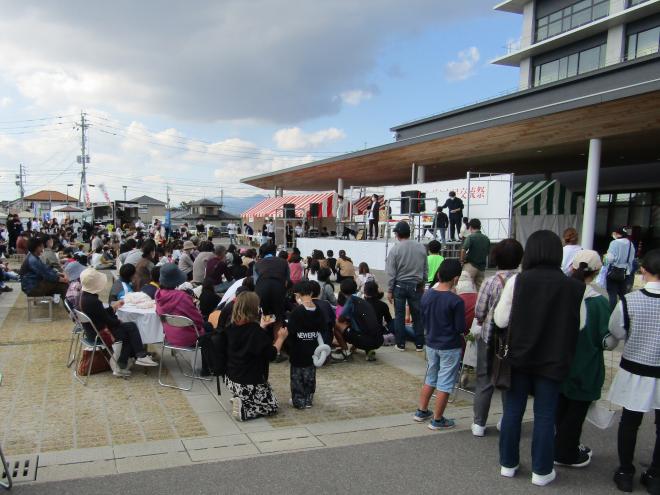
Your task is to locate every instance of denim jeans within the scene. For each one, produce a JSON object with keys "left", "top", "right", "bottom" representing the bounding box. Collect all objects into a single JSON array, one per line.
[
  {"left": 499, "top": 370, "right": 560, "bottom": 475},
  {"left": 393, "top": 282, "right": 424, "bottom": 347}
]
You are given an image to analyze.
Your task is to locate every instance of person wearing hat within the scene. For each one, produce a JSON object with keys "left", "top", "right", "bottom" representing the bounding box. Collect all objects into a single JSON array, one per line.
[
  {"left": 386, "top": 220, "right": 428, "bottom": 352},
  {"left": 79, "top": 268, "right": 158, "bottom": 377},
  {"left": 605, "top": 226, "right": 636, "bottom": 310},
  {"left": 554, "top": 249, "right": 611, "bottom": 469},
  {"left": 64, "top": 254, "right": 88, "bottom": 309},
  {"left": 178, "top": 240, "right": 195, "bottom": 280},
  {"left": 155, "top": 263, "right": 207, "bottom": 348}
]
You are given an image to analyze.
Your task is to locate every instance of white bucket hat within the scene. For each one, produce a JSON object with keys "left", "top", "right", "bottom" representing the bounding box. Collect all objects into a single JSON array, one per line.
[{"left": 80, "top": 268, "right": 106, "bottom": 295}]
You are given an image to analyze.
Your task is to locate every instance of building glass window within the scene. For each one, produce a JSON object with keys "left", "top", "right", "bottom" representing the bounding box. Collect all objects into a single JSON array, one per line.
[
  {"left": 629, "top": 0, "right": 650, "bottom": 6},
  {"left": 535, "top": 0, "right": 610, "bottom": 42},
  {"left": 627, "top": 26, "right": 660, "bottom": 60},
  {"left": 533, "top": 43, "right": 606, "bottom": 86}
]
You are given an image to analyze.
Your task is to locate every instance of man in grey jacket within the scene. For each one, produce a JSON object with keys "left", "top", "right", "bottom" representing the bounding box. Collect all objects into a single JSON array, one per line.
[{"left": 386, "top": 221, "right": 427, "bottom": 351}]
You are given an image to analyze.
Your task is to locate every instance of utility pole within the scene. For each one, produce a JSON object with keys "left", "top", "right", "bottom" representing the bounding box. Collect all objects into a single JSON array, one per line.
[
  {"left": 76, "top": 111, "right": 89, "bottom": 205},
  {"left": 220, "top": 187, "right": 224, "bottom": 208},
  {"left": 122, "top": 185, "right": 127, "bottom": 201},
  {"left": 15, "top": 163, "right": 25, "bottom": 209},
  {"left": 166, "top": 183, "right": 171, "bottom": 240}
]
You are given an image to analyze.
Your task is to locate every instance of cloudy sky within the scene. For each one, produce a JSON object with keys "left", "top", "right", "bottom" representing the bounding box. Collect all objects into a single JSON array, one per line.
[{"left": 0, "top": 0, "right": 521, "bottom": 208}]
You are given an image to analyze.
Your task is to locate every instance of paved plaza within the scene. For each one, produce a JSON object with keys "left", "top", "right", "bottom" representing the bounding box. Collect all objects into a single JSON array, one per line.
[{"left": 0, "top": 264, "right": 640, "bottom": 493}]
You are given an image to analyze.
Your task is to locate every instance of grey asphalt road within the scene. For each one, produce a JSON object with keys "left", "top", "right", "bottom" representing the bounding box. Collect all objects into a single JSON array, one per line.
[{"left": 12, "top": 412, "right": 658, "bottom": 495}]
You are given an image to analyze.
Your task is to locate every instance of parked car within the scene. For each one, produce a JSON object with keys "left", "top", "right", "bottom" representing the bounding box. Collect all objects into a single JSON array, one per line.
[{"left": 211, "top": 226, "right": 229, "bottom": 237}]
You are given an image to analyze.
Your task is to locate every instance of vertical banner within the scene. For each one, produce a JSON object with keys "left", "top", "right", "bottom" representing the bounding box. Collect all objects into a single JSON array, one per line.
[
  {"left": 98, "top": 183, "right": 111, "bottom": 204},
  {"left": 83, "top": 182, "right": 91, "bottom": 209}
]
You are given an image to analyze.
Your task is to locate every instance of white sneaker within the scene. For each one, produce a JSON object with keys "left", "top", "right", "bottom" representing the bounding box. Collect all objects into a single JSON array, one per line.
[
  {"left": 501, "top": 465, "right": 519, "bottom": 478},
  {"left": 113, "top": 368, "right": 131, "bottom": 378},
  {"left": 52, "top": 294, "right": 61, "bottom": 304},
  {"left": 532, "top": 470, "right": 556, "bottom": 486},
  {"left": 232, "top": 397, "right": 243, "bottom": 421},
  {"left": 471, "top": 423, "right": 486, "bottom": 437},
  {"left": 497, "top": 419, "right": 502, "bottom": 431},
  {"left": 135, "top": 355, "right": 158, "bottom": 367}
]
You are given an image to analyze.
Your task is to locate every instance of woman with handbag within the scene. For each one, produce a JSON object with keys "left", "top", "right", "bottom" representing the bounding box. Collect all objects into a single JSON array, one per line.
[
  {"left": 471, "top": 238, "right": 523, "bottom": 438},
  {"left": 493, "top": 230, "right": 586, "bottom": 487},
  {"left": 605, "top": 226, "right": 636, "bottom": 310},
  {"left": 607, "top": 249, "right": 660, "bottom": 493},
  {"left": 554, "top": 250, "right": 612, "bottom": 468}
]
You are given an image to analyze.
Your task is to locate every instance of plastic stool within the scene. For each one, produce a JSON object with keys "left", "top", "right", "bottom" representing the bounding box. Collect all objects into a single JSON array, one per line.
[{"left": 27, "top": 296, "right": 54, "bottom": 322}]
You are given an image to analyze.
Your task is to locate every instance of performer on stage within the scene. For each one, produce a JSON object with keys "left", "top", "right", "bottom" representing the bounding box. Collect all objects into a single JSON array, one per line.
[{"left": 367, "top": 194, "right": 380, "bottom": 240}]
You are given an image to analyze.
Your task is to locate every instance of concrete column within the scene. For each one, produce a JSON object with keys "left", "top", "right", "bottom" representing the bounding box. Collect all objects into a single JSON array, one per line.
[
  {"left": 411, "top": 162, "right": 416, "bottom": 184},
  {"left": 337, "top": 178, "right": 344, "bottom": 196},
  {"left": 519, "top": 57, "right": 532, "bottom": 89},
  {"left": 521, "top": 1, "right": 535, "bottom": 49},
  {"left": 606, "top": 24, "right": 625, "bottom": 66},
  {"left": 416, "top": 165, "right": 426, "bottom": 184},
  {"left": 581, "top": 138, "right": 601, "bottom": 250}
]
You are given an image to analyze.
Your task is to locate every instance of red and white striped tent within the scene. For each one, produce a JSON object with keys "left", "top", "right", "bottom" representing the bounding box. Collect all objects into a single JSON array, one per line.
[
  {"left": 352, "top": 195, "right": 384, "bottom": 214},
  {"left": 242, "top": 192, "right": 334, "bottom": 220}
]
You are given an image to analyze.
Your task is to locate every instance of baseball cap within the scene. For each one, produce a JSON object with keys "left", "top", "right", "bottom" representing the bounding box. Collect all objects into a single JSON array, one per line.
[{"left": 572, "top": 249, "right": 603, "bottom": 272}]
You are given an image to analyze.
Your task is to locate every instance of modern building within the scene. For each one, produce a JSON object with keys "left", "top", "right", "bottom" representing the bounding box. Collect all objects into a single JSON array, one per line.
[
  {"left": 129, "top": 195, "right": 166, "bottom": 224},
  {"left": 242, "top": 0, "right": 660, "bottom": 252}
]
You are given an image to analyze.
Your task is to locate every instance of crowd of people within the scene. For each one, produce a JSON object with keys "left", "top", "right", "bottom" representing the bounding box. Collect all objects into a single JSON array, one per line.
[{"left": 2, "top": 211, "right": 658, "bottom": 492}]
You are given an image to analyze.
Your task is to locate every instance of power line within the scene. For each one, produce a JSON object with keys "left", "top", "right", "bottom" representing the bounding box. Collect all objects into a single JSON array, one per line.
[{"left": 0, "top": 114, "right": 76, "bottom": 124}]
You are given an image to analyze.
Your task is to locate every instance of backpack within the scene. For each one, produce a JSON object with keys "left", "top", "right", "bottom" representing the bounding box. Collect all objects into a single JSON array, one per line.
[
  {"left": 197, "top": 330, "right": 226, "bottom": 395},
  {"left": 347, "top": 296, "right": 382, "bottom": 340}
]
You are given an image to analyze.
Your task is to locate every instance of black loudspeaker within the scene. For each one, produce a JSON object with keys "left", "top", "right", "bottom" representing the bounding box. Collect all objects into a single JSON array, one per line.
[
  {"left": 283, "top": 203, "right": 295, "bottom": 219},
  {"left": 310, "top": 203, "right": 320, "bottom": 218},
  {"left": 401, "top": 190, "right": 425, "bottom": 214}
]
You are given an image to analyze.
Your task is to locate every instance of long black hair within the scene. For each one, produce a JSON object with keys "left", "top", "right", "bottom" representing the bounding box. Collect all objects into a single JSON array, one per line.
[{"left": 522, "top": 230, "right": 562, "bottom": 271}]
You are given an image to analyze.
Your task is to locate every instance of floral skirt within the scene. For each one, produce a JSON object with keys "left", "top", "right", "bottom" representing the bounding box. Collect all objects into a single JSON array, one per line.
[{"left": 225, "top": 377, "right": 279, "bottom": 420}]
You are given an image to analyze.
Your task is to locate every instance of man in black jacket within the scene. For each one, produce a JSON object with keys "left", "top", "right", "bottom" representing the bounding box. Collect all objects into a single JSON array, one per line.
[{"left": 440, "top": 191, "right": 464, "bottom": 241}]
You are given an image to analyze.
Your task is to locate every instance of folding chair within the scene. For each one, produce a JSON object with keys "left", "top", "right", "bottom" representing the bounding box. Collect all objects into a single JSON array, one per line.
[
  {"left": 158, "top": 314, "right": 211, "bottom": 391},
  {"left": 72, "top": 310, "right": 120, "bottom": 385},
  {"left": 63, "top": 299, "right": 83, "bottom": 368}
]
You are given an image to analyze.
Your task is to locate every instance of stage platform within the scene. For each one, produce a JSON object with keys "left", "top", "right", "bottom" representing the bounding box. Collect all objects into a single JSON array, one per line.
[{"left": 296, "top": 238, "right": 389, "bottom": 270}]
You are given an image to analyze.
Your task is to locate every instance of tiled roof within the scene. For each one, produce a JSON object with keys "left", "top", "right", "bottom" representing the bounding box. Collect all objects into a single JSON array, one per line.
[{"left": 23, "top": 190, "right": 78, "bottom": 202}]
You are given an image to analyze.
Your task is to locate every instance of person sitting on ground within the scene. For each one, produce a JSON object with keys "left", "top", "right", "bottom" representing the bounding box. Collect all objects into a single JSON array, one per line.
[
  {"left": 140, "top": 265, "right": 161, "bottom": 300},
  {"left": 356, "top": 262, "right": 375, "bottom": 295},
  {"left": 20, "top": 236, "right": 69, "bottom": 303},
  {"left": 91, "top": 246, "right": 113, "bottom": 270},
  {"left": 220, "top": 292, "right": 288, "bottom": 421},
  {"left": 363, "top": 280, "right": 393, "bottom": 336},
  {"left": 199, "top": 278, "right": 221, "bottom": 320},
  {"left": 124, "top": 238, "right": 156, "bottom": 270},
  {"left": 117, "top": 238, "right": 138, "bottom": 267},
  {"left": 205, "top": 244, "right": 233, "bottom": 293},
  {"left": 554, "top": 250, "right": 610, "bottom": 469},
  {"left": 326, "top": 250, "right": 337, "bottom": 274},
  {"left": 40, "top": 235, "right": 63, "bottom": 273},
  {"left": 79, "top": 267, "right": 158, "bottom": 377},
  {"left": 306, "top": 259, "right": 320, "bottom": 282},
  {"left": 289, "top": 253, "right": 304, "bottom": 284},
  {"left": 317, "top": 267, "right": 337, "bottom": 305},
  {"left": 192, "top": 241, "right": 215, "bottom": 286},
  {"left": 333, "top": 278, "right": 384, "bottom": 361},
  {"left": 413, "top": 259, "right": 464, "bottom": 430},
  {"left": 156, "top": 263, "right": 207, "bottom": 349},
  {"left": 426, "top": 240, "right": 444, "bottom": 286},
  {"left": 132, "top": 258, "right": 153, "bottom": 293},
  {"left": 108, "top": 263, "right": 135, "bottom": 304},
  {"left": 178, "top": 240, "right": 195, "bottom": 280},
  {"left": 288, "top": 281, "right": 326, "bottom": 409},
  {"left": 16, "top": 231, "right": 29, "bottom": 256},
  {"left": 309, "top": 280, "right": 335, "bottom": 346},
  {"left": 335, "top": 250, "right": 356, "bottom": 282}
]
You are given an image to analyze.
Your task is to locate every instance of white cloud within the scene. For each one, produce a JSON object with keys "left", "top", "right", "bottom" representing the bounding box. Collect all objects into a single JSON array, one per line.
[
  {"left": 273, "top": 127, "right": 346, "bottom": 151},
  {"left": 0, "top": 1, "right": 494, "bottom": 123},
  {"left": 0, "top": 96, "right": 12, "bottom": 107},
  {"left": 444, "top": 46, "right": 480, "bottom": 82},
  {"left": 339, "top": 89, "right": 374, "bottom": 106}
]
